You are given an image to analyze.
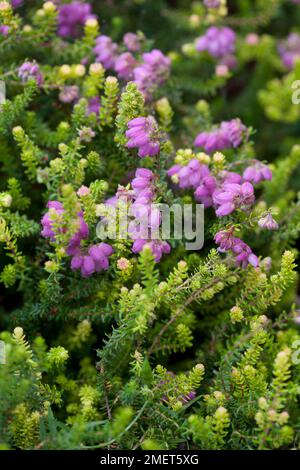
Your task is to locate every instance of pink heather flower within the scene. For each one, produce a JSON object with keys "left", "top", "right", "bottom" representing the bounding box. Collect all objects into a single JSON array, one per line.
[
  {"left": 194, "top": 129, "right": 230, "bottom": 153},
  {"left": 214, "top": 229, "right": 235, "bottom": 251},
  {"left": 123, "top": 32, "right": 141, "bottom": 52},
  {"left": 59, "top": 85, "right": 79, "bottom": 104},
  {"left": 196, "top": 27, "right": 236, "bottom": 59},
  {"left": 77, "top": 186, "right": 90, "bottom": 197},
  {"left": 167, "top": 164, "right": 182, "bottom": 178},
  {"left": 221, "top": 170, "right": 243, "bottom": 185},
  {"left": 213, "top": 182, "right": 255, "bottom": 217},
  {"left": 12, "top": 0, "right": 23, "bottom": 7},
  {"left": 87, "top": 96, "right": 101, "bottom": 116},
  {"left": 133, "top": 49, "right": 171, "bottom": 100},
  {"left": 94, "top": 35, "right": 118, "bottom": 69},
  {"left": 115, "top": 52, "right": 137, "bottom": 80},
  {"left": 204, "top": 0, "right": 221, "bottom": 7},
  {"left": 41, "top": 201, "right": 65, "bottom": 241},
  {"left": 81, "top": 256, "right": 95, "bottom": 277},
  {"left": 0, "top": 25, "right": 10, "bottom": 36},
  {"left": 168, "top": 160, "right": 249, "bottom": 214},
  {"left": 129, "top": 168, "right": 160, "bottom": 240},
  {"left": 132, "top": 168, "right": 155, "bottom": 192},
  {"left": 71, "top": 243, "right": 113, "bottom": 277},
  {"left": 224, "top": 119, "right": 248, "bottom": 148},
  {"left": 215, "top": 64, "right": 229, "bottom": 77},
  {"left": 71, "top": 254, "right": 84, "bottom": 271},
  {"left": 18, "top": 62, "right": 43, "bottom": 86},
  {"left": 215, "top": 230, "right": 259, "bottom": 268},
  {"left": 258, "top": 213, "right": 279, "bottom": 230},
  {"left": 41, "top": 201, "right": 89, "bottom": 260},
  {"left": 66, "top": 213, "right": 89, "bottom": 256},
  {"left": 219, "top": 54, "right": 237, "bottom": 70},
  {"left": 243, "top": 162, "right": 272, "bottom": 184},
  {"left": 132, "top": 239, "right": 171, "bottom": 262},
  {"left": 126, "top": 116, "right": 160, "bottom": 158},
  {"left": 128, "top": 202, "right": 161, "bottom": 240},
  {"left": 232, "top": 240, "right": 259, "bottom": 268},
  {"left": 246, "top": 33, "right": 260, "bottom": 46},
  {"left": 194, "top": 175, "right": 217, "bottom": 208},
  {"left": 106, "top": 168, "right": 170, "bottom": 263},
  {"left": 168, "top": 159, "right": 210, "bottom": 190},
  {"left": 58, "top": 1, "right": 95, "bottom": 38},
  {"left": 278, "top": 33, "right": 300, "bottom": 70},
  {"left": 194, "top": 119, "right": 247, "bottom": 153},
  {"left": 135, "top": 168, "right": 155, "bottom": 179}
]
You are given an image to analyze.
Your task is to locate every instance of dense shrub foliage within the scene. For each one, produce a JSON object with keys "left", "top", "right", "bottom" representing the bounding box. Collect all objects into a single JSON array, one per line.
[{"left": 0, "top": 0, "right": 300, "bottom": 450}]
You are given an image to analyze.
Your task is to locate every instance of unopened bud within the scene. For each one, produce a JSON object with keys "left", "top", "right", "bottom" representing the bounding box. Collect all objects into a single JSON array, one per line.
[{"left": 43, "top": 2, "right": 56, "bottom": 13}]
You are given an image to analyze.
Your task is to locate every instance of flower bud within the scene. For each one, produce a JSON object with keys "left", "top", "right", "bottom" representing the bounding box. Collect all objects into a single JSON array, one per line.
[
  {"left": 85, "top": 17, "right": 98, "bottom": 28},
  {"left": 0, "top": 193, "right": 12, "bottom": 207},
  {"left": 43, "top": 2, "right": 56, "bottom": 13},
  {"left": 258, "top": 397, "right": 268, "bottom": 410},
  {"left": 89, "top": 63, "right": 104, "bottom": 75},
  {"left": 74, "top": 64, "right": 86, "bottom": 77},
  {"left": 230, "top": 306, "right": 244, "bottom": 323},
  {"left": 13, "top": 327, "right": 24, "bottom": 340}
]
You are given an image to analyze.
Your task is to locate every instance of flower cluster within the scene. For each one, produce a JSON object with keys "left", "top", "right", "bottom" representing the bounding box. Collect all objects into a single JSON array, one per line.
[
  {"left": 57, "top": 1, "right": 94, "bottom": 38},
  {"left": 12, "top": 0, "right": 23, "bottom": 8},
  {"left": 169, "top": 156, "right": 272, "bottom": 216},
  {"left": 168, "top": 158, "right": 210, "bottom": 190},
  {"left": 278, "top": 33, "right": 300, "bottom": 70},
  {"left": 70, "top": 242, "right": 113, "bottom": 278},
  {"left": 133, "top": 49, "right": 171, "bottom": 100},
  {"left": 204, "top": 0, "right": 221, "bottom": 8},
  {"left": 115, "top": 52, "right": 137, "bottom": 80},
  {"left": 93, "top": 35, "right": 119, "bottom": 69},
  {"left": 126, "top": 117, "right": 160, "bottom": 158},
  {"left": 130, "top": 168, "right": 171, "bottom": 261},
  {"left": 41, "top": 200, "right": 114, "bottom": 277},
  {"left": 130, "top": 173, "right": 171, "bottom": 259},
  {"left": 258, "top": 213, "right": 279, "bottom": 230},
  {"left": 59, "top": 85, "right": 79, "bottom": 104},
  {"left": 0, "top": 24, "right": 9, "bottom": 35},
  {"left": 213, "top": 181, "right": 255, "bottom": 217},
  {"left": 41, "top": 201, "right": 89, "bottom": 246},
  {"left": 41, "top": 201, "right": 65, "bottom": 242},
  {"left": 2, "top": 0, "right": 300, "bottom": 453},
  {"left": 93, "top": 35, "right": 170, "bottom": 100},
  {"left": 196, "top": 26, "right": 236, "bottom": 68},
  {"left": 214, "top": 230, "right": 259, "bottom": 268},
  {"left": 243, "top": 161, "right": 272, "bottom": 184},
  {"left": 18, "top": 61, "right": 43, "bottom": 86},
  {"left": 123, "top": 32, "right": 141, "bottom": 52},
  {"left": 104, "top": 168, "right": 170, "bottom": 262},
  {"left": 88, "top": 96, "right": 101, "bottom": 116},
  {"left": 194, "top": 119, "right": 247, "bottom": 153}
]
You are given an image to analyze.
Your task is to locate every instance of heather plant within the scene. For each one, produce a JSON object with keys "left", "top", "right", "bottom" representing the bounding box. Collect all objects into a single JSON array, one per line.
[{"left": 0, "top": 0, "right": 300, "bottom": 451}]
